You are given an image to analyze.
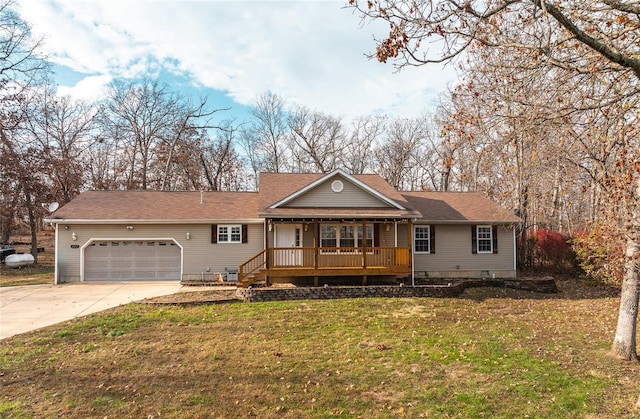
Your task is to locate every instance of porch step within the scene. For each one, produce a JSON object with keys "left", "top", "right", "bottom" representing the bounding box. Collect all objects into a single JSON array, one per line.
[{"left": 238, "top": 271, "right": 267, "bottom": 288}]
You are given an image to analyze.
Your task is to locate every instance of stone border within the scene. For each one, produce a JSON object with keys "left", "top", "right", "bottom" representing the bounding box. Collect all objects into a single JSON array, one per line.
[{"left": 236, "top": 277, "right": 557, "bottom": 302}]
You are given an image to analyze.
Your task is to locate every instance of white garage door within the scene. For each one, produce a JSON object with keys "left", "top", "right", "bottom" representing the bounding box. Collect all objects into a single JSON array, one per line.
[{"left": 84, "top": 240, "right": 181, "bottom": 281}]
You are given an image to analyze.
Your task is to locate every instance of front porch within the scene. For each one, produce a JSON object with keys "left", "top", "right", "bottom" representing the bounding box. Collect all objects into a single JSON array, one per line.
[
  {"left": 239, "top": 218, "right": 414, "bottom": 287},
  {"left": 239, "top": 246, "right": 412, "bottom": 287}
]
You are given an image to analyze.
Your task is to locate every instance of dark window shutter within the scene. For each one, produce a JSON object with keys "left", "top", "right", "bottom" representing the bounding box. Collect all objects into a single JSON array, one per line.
[
  {"left": 471, "top": 225, "right": 477, "bottom": 254},
  {"left": 430, "top": 225, "right": 436, "bottom": 254},
  {"left": 492, "top": 225, "right": 498, "bottom": 254},
  {"left": 211, "top": 224, "right": 217, "bottom": 243},
  {"left": 242, "top": 224, "right": 248, "bottom": 243},
  {"left": 374, "top": 223, "right": 380, "bottom": 247}
]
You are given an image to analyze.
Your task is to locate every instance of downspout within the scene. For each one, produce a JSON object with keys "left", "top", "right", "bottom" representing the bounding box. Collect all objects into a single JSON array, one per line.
[
  {"left": 513, "top": 225, "right": 517, "bottom": 277},
  {"left": 54, "top": 222, "right": 59, "bottom": 285},
  {"left": 410, "top": 225, "right": 416, "bottom": 287},
  {"left": 409, "top": 220, "right": 415, "bottom": 286}
]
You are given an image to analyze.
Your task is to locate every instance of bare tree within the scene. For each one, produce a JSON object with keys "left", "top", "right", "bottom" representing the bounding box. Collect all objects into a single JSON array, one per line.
[
  {"left": 98, "top": 79, "right": 229, "bottom": 191},
  {"left": 199, "top": 122, "right": 246, "bottom": 191},
  {"left": 23, "top": 88, "right": 97, "bottom": 203},
  {"left": 374, "top": 117, "right": 426, "bottom": 190},
  {"left": 287, "top": 105, "right": 346, "bottom": 173},
  {"left": 0, "top": 0, "right": 49, "bottom": 254},
  {"left": 344, "top": 115, "right": 386, "bottom": 174},
  {"left": 159, "top": 97, "right": 228, "bottom": 191},
  {"left": 242, "top": 92, "right": 289, "bottom": 175},
  {"left": 99, "top": 79, "right": 182, "bottom": 190}
]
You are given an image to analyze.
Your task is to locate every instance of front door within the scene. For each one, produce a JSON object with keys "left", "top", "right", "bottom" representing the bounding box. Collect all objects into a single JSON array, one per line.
[{"left": 275, "top": 224, "right": 303, "bottom": 266}]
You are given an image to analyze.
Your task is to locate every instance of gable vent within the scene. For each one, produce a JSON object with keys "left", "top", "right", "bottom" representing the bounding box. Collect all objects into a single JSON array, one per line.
[{"left": 331, "top": 180, "right": 344, "bottom": 193}]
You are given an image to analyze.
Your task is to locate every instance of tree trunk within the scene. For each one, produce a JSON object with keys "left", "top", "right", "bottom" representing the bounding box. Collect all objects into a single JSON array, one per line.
[
  {"left": 611, "top": 237, "right": 639, "bottom": 360},
  {"left": 23, "top": 188, "right": 39, "bottom": 264},
  {"left": 1, "top": 213, "right": 11, "bottom": 244}
]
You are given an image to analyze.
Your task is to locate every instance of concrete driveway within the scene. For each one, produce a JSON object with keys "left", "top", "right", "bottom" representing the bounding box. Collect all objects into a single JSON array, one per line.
[{"left": 0, "top": 282, "right": 184, "bottom": 340}]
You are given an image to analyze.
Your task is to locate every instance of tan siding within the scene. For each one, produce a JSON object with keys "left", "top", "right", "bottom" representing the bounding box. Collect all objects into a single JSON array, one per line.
[
  {"left": 413, "top": 224, "right": 515, "bottom": 277},
  {"left": 57, "top": 225, "right": 82, "bottom": 283},
  {"left": 378, "top": 223, "right": 409, "bottom": 247},
  {"left": 378, "top": 227, "right": 395, "bottom": 247},
  {"left": 397, "top": 224, "right": 409, "bottom": 247},
  {"left": 285, "top": 174, "right": 392, "bottom": 208},
  {"left": 302, "top": 228, "right": 315, "bottom": 247},
  {"left": 56, "top": 223, "right": 264, "bottom": 282},
  {"left": 185, "top": 223, "right": 263, "bottom": 275}
]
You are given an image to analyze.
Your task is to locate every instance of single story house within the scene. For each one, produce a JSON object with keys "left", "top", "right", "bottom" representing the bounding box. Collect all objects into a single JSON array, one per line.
[{"left": 46, "top": 169, "right": 521, "bottom": 286}]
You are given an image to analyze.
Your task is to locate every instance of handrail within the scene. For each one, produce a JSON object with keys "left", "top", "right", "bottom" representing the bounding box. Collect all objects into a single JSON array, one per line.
[{"left": 239, "top": 249, "right": 266, "bottom": 285}]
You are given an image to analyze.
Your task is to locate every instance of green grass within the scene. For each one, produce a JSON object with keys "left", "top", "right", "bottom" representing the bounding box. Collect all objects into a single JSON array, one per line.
[{"left": 1, "top": 282, "right": 639, "bottom": 418}]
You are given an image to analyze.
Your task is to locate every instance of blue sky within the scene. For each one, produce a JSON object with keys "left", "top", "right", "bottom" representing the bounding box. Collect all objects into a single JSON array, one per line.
[{"left": 17, "top": 0, "right": 460, "bottom": 125}]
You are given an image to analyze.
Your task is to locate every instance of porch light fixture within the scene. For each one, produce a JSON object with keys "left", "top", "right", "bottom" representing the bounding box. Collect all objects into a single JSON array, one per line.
[
  {"left": 304, "top": 223, "right": 308, "bottom": 232},
  {"left": 385, "top": 223, "right": 390, "bottom": 232},
  {"left": 64, "top": 225, "right": 69, "bottom": 230},
  {"left": 268, "top": 221, "right": 272, "bottom": 232},
  {"left": 126, "top": 225, "right": 134, "bottom": 230},
  {"left": 71, "top": 232, "right": 77, "bottom": 241},
  {"left": 186, "top": 232, "right": 191, "bottom": 240}
]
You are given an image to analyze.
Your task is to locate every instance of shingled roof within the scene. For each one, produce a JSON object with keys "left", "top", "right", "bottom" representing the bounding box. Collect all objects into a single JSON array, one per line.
[
  {"left": 401, "top": 191, "right": 521, "bottom": 223},
  {"left": 50, "top": 191, "right": 261, "bottom": 222},
  {"left": 49, "top": 172, "right": 520, "bottom": 224}
]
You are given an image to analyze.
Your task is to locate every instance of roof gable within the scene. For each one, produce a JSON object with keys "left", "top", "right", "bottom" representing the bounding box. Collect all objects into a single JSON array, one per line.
[{"left": 267, "top": 169, "right": 405, "bottom": 210}]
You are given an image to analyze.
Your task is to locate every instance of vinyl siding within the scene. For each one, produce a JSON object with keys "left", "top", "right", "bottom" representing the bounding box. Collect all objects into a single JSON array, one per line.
[
  {"left": 302, "top": 228, "right": 314, "bottom": 247},
  {"left": 56, "top": 223, "right": 264, "bottom": 283},
  {"left": 285, "top": 174, "right": 392, "bottom": 208},
  {"left": 378, "top": 223, "right": 407, "bottom": 247},
  {"left": 412, "top": 224, "right": 516, "bottom": 277},
  {"left": 187, "top": 223, "right": 263, "bottom": 275},
  {"left": 397, "top": 224, "right": 409, "bottom": 247}
]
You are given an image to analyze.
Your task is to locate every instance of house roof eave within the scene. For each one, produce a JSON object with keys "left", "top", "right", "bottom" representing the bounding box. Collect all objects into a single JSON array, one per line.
[
  {"left": 414, "top": 220, "right": 521, "bottom": 225},
  {"left": 258, "top": 212, "right": 421, "bottom": 220},
  {"left": 45, "top": 218, "right": 265, "bottom": 225}
]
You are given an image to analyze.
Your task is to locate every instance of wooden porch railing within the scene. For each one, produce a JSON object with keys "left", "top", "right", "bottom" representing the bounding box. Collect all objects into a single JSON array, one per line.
[
  {"left": 239, "top": 247, "right": 411, "bottom": 286},
  {"left": 239, "top": 249, "right": 266, "bottom": 284},
  {"left": 267, "top": 246, "right": 410, "bottom": 269}
]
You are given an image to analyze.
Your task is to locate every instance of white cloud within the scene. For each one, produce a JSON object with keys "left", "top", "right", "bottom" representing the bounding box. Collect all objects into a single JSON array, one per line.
[
  {"left": 17, "top": 0, "right": 459, "bottom": 121},
  {"left": 56, "top": 74, "right": 112, "bottom": 102}
]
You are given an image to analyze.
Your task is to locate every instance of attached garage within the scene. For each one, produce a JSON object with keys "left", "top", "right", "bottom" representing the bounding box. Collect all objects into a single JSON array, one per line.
[{"left": 84, "top": 240, "right": 181, "bottom": 281}]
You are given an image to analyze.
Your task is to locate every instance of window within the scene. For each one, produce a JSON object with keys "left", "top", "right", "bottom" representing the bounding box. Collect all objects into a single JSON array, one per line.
[
  {"left": 358, "top": 225, "right": 373, "bottom": 248},
  {"left": 321, "top": 225, "right": 337, "bottom": 248},
  {"left": 476, "top": 225, "right": 493, "bottom": 253},
  {"left": 414, "top": 226, "right": 431, "bottom": 253},
  {"left": 294, "top": 228, "right": 301, "bottom": 247},
  {"left": 340, "top": 226, "right": 355, "bottom": 248},
  {"left": 217, "top": 225, "right": 242, "bottom": 243},
  {"left": 321, "top": 224, "right": 373, "bottom": 249},
  {"left": 212, "top": 224, "right": 248, "bottom": 244}
]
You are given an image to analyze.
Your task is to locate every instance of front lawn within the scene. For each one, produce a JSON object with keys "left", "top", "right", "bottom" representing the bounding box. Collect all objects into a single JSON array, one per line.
[{"left": 1, "top": 280, "right": 638, "bottom": 418}]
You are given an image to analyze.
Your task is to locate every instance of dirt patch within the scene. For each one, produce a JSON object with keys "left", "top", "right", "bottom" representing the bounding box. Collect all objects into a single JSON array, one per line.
[{"left": 142, "top": 288, "right": 239, "bottom": 304}]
